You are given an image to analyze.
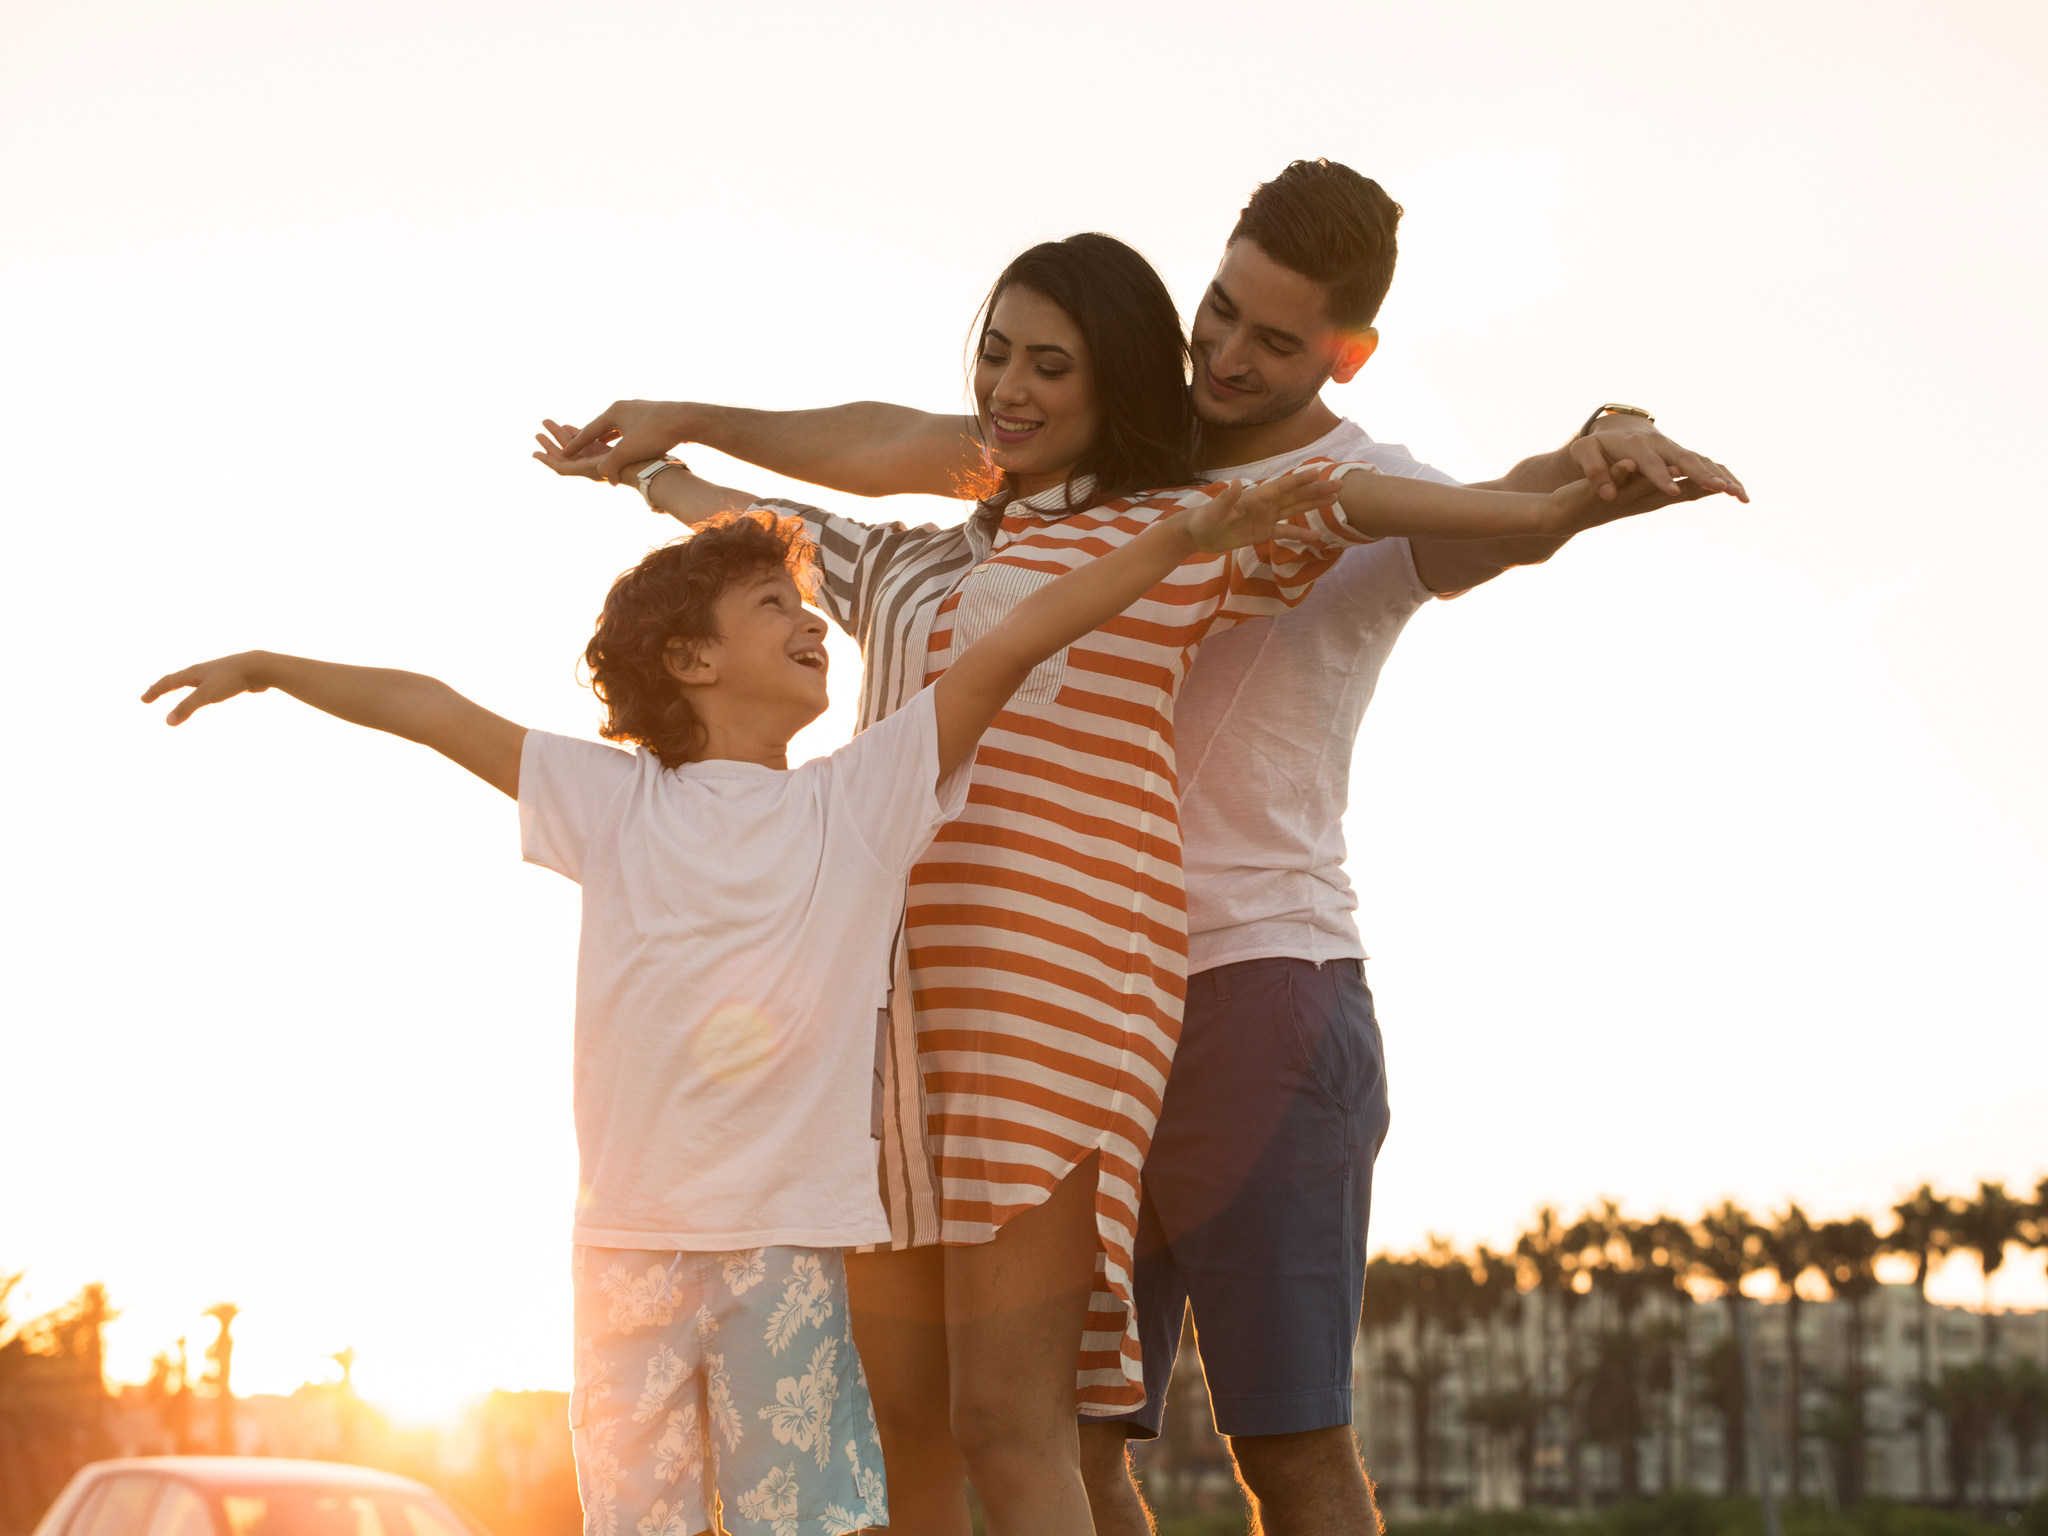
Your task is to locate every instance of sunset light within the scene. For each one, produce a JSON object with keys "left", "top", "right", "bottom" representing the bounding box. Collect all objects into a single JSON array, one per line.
[{"left": 5, "top": 1, "right": 2044, "bottom": 1533}]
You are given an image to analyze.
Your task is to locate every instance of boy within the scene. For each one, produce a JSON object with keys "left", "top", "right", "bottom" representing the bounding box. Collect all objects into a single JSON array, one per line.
[{"left": 142, "top": 473, "right": 1340, "bottom": 1536}]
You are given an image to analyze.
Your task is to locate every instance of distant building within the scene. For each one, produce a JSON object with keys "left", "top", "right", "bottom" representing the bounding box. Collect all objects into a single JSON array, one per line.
[
  {"left": 1131, "top": 1286, "right": 2048, "bottom": 1517},
  {"left": 1351, "top": 1284, "right": 2048, "bottom": 1515}
]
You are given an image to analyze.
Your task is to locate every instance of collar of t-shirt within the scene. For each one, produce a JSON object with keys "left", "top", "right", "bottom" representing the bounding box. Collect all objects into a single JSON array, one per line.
[
  {"left": 674, "top": 757, "right": 782, "bottom": 779},
  {"left": 1204, "top": 419, "right": 1371, "bottom": 483},
  {"left": 969, "top": 474, "right": 1102, "bottom": 557}
]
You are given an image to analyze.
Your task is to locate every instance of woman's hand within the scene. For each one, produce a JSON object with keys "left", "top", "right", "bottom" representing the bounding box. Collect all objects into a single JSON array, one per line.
[
  {"left": 1175, "top": 469, "right": 1343, "bottom": 554},
  {"left": 532, "top": 419, "right": 626, "bottom": 481},
  {"left": 548, "top": 400, "right": 700, "bottom": 482},
  {"left": 143, "top": 652, "right": 273, "bottom": 726}
]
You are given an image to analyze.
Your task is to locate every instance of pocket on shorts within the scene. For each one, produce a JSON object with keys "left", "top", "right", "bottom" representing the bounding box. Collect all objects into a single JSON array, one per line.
[
  {"left": 951, "top": 562, "right": 1070, "bottom": 704},
  {"left": 1282, "top": 962, "right": 1375, "bottom": 1108}
]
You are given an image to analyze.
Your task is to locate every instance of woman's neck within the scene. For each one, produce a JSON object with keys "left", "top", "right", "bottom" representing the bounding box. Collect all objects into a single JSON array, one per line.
[{"left": 1006, "top": 467, "right": 1075, "bottom": 502}]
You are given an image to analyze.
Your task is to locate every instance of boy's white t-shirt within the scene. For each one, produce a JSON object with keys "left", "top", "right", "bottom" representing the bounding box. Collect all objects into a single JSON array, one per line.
[
  {"left": 1177, "top": 420, "right": 1455, "bottom": 975},
  {"left": 519, "top": 685, "right": 969, "bottom": 1252}
]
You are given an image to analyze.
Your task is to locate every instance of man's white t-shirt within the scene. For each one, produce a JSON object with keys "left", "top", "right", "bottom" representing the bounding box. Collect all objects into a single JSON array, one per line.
[
  {"left": 1178, "top": 419, "right": 1456, "bottom": 975},
  {"left": 519, "top": 686, "right": 969, "bottom": 1251}
]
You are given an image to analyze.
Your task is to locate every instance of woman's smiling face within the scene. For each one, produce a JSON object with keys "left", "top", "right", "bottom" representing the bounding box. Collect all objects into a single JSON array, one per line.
[{"left": 974, "top": 285, "right": 1102, "bottom": 499}]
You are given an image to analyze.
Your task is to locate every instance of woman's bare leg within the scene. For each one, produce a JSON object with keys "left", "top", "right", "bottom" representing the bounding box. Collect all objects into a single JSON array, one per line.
[
  {"left": 944, "top": 1156, "right": 1102, "bottom": 1536},
  {"left": 846, "top": 1246, "right": 970, "bottom": 1536}
]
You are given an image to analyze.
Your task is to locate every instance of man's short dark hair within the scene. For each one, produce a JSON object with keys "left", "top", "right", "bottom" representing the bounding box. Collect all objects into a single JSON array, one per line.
[
  {"left": 584, "top": 510, "right": 816, "bottom": 768},
  {"left": 1230, "top": 159, "right": 1403, "bottom": 330}
]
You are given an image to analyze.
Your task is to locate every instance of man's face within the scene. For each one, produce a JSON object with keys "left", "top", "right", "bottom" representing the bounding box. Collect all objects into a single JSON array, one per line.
[
  {"left": 672, "top": 567, "right": 831, "bottom": 727},
  {"left": 1188, "top": 238, "right": 1374, "bottom": 431}
]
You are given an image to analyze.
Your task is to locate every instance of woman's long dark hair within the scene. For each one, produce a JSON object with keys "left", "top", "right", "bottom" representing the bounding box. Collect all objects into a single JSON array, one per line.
[{"left": 971, "top": 232, "right": 1200, "bottom": 508}]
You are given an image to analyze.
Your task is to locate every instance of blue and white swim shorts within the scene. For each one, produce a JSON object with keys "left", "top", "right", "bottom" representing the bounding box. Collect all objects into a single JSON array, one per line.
[{"left": 569, "top": 1245, "right": 887, "bottom": 1536}]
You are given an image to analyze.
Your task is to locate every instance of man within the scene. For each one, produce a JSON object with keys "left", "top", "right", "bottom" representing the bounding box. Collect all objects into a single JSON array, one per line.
[{"left": 541, "top": 158, "right": 1743, "bottom": 1535}]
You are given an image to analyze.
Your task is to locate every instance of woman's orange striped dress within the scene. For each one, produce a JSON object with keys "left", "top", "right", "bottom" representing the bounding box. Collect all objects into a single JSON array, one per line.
[{"left": 906, "top": 464, "right": 1375, "bottom": 1413}]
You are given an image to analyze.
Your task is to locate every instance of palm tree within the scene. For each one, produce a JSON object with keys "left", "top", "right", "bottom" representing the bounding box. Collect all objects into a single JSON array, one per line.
[
  {"left": 1925, "top": 1363, "right": 2006, "bottom": 1514},
  {"left": 1464, "top": 1245, "right": 1528, "bottom": 1509},
  {"left": 1417, "top": 1240, "right": 1479, "bottom": 1508},
  {"left": 1697, "top": 1335, "right": 1749, "bottom": 1495},
  {"left": 1517, "top": 1207, "right": 1574, "bottom": 1506},
  {"left": 1886, "top": 1183, "right": 1956, "bottom": 1500},
  {"left": 203, "top": 1302, "right": 239, "bottom": 1454},
  {"left": 1581, "top": 1211, "right": 1687, "bottom": 1501},
  {"left": 1362, "top": 1253, "right": 1420, "bottom": 1508},
  {"left": 1759, "top": 1205, "right": 1820, "bottom": 1501},
  {"left": 1687, "top": 1201, "right": 1781, "bottom": 1536},
  {"left": 1557, "top": 1205, "right": 1619, "bottom": 1507},
  {"left": 1949, "top": 1181, "right": 2026, "bottom": 1365},
  {"left": 1811, "top": 1216, "right": 1882, "bottom": 1507},
  {"left": 2006, "top": 1358, "right": 2048, "bottom": 1498},
  {"left": 1370, "top": 1252, "right": 1461, "bottom": 1511},
  {"left": 2033, "top": 1175, "right": 2048, "bottom": 1257}
]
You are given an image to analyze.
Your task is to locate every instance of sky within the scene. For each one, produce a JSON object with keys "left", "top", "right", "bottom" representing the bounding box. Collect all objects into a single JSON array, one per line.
[{"left": 2, "top": 0, "right": 2044, "bottom": 1423}]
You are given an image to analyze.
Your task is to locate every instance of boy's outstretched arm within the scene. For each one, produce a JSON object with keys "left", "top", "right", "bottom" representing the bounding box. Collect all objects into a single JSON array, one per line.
[
  {"left": 931, "top": 471, "right": 1339, "bottom": 781},
  {"left": 142, "top": 652, "right": 527, "bottom": 797},
  {"left": 541, "top": 401, "right": 983, "bottom": 498},
  {"left": 1336, "top": 462, "right": 1727, "bottom": 543}
]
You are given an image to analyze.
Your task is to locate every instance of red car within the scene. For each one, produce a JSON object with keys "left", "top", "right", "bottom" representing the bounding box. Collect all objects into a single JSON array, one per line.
[{"left": 30, "top": 1459, "right": 491, "bottom": 1536}]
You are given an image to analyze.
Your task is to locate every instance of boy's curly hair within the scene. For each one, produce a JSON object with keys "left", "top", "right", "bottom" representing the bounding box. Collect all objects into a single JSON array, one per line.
[{"left": 584, "top": 510, "right": 818, "bottom": 768}]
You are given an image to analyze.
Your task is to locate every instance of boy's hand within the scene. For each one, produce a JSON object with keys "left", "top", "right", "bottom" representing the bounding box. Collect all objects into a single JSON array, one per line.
[
  {"left": 143, "top": 652, "right": 271, "bottom": 725},
  {"left": 1173, "top": 469, "right": 1343, "bottom": 554}
]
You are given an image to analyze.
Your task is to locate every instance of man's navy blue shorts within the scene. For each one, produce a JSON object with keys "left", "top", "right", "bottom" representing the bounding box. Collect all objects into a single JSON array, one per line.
[{"left": 1103, "top": 955, "right": 1390, "bottom": 1440}]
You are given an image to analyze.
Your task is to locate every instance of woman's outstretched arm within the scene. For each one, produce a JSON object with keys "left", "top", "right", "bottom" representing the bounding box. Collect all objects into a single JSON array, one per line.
[{"left": 539, "top": 400, "right": 983, "bottom": 498}]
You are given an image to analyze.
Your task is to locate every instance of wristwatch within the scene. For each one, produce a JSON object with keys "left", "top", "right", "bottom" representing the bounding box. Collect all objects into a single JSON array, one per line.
[
  {"left": 1577, "top": 403, "right": 1655, "bottom": 439},
  {"left": 636, "top": 457, "right": 689, "bottom": 508}
]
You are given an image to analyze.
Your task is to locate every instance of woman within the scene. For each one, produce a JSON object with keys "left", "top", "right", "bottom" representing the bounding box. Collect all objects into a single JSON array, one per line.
[{"left": 537, "top": 233, "right": 1653, "bottom": 1533}]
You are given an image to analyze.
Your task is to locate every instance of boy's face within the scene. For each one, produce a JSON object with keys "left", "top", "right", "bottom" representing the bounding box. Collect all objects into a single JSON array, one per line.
[
  {"left": 673, "top": 567, "right": 831, "bottom": 732},
  {"left": 1188, "top": 237, "right": 1377, "bottom": 431}
]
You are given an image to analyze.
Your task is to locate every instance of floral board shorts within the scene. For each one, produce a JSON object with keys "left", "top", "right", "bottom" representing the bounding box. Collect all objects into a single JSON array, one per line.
[{"left": 570, "top": 1245, "right": 888, "bottom": 1536}]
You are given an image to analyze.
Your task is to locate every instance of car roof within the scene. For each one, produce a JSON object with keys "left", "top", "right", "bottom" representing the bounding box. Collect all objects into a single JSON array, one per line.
[{"left": 75, "top": 1460, "right": 435, "bottom": 1496}]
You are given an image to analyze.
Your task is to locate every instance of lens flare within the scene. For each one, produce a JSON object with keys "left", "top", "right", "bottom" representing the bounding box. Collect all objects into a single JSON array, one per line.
[{"left": 691, "top": 1002, "right": 776, "bottom": 1081}]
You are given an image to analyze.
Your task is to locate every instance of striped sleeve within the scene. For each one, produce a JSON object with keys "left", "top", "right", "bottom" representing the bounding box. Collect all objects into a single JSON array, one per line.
[
  {"left": 1209, "top": 460, "right": 1380, "bottom": 627},
  {"left": 750, "top": 497, "right": 944, "bottom": 641},
  {"left": 752, "top": 497, "right": 980, "bottom": 736},
  {"left": 752, "top": 498, "right": 881, "bottom": 635}
]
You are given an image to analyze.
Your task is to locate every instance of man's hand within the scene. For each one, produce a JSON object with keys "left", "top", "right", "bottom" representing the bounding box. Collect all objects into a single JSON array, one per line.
[
  {"left": 1573, "top": 415, "right": 1747, "bottom": 504},
  {"left": 547, "top": 401, "right": 699, "bottom": 483},
  {"left": 1174, "top": 470, "right": 1343, "bottom": 553},
  {"left": 1540, "top": 462, "right": 1726, "bottom": 537},
  {"left": 143, "top": 652, "right": 273, "bottom": 725}
]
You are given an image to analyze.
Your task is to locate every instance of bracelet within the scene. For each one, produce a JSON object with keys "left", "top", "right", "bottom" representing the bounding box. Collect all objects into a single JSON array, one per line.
[
  {"left": 1577, "top": 403, "right": 1654, "bottom": 439},
  {"left": 636, "top": 457, "right": 688, "bottom": 509}
]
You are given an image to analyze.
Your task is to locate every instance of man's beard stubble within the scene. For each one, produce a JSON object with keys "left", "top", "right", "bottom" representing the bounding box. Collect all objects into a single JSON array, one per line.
[{"left": 1193, "top": 368, "right": 1330, "bottom": 431}]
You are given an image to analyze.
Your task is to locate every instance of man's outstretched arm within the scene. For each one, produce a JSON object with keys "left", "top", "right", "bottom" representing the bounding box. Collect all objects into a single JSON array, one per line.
[
  {"left": 143, "top": 653, "right": 526, "bottom": 797},
  {"left": 548, "top": 400, "right": 982, "bottom": 498},
  {"left": 1410, "top": 412, "right": 1747, "bottom": 595}
]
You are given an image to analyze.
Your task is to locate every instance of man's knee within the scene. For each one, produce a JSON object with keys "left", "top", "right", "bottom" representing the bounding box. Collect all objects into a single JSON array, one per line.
[
  {"left": 1080, "top": 1423, "right": 1154, "bottom": 1536},
  {"left": 1230, "top": 1424, "right": 1371, "bottom": 1499},
  {"left": 1078, "top": 1421, "right": 1137, "bottom": 1485}
]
